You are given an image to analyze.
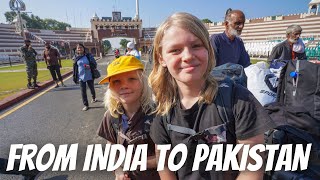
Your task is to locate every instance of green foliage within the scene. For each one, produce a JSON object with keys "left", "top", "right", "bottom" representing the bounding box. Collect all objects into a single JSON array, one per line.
[
  {"left": 102, "top": 40, "right": 112, "bottom": 54},
  {"left": 4, "top": 11, "right": 71, "bottom": 30},
  {"left": 43, "top": 19, "right": 71, "bottom": 30},
  {"left": 120, "top": 39, "right": 130, "bottom": 49},
  {"left": 202, "top": 18, "right": 212, "bottom": 23},
  {"left": 250, "top": 59, "right": 267, "bottom": 64},
  {"left": 4, "top": 11, "right": 16, "bottom": 22},
  {"left": 0, "top": 59, "right": 73, "bottom": 70}
]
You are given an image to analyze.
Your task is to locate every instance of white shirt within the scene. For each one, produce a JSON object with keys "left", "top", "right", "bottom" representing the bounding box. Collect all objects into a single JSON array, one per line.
[{"left": 126, "top": 49, "right": 141, "bottom": 60}]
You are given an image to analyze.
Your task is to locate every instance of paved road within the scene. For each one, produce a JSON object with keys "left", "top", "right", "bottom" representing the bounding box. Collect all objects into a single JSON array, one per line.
[{"left": 0, "top": 56, "right": 117, "bottom": 180}]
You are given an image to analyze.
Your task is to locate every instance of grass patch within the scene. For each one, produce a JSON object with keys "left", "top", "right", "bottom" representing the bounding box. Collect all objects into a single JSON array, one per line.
[
  {"left": 0, "top": 59, "right": 73, "bottom": 71},
  {"left": 251, "top": 59, "right": 267, "bottom": 64},
  {"left": 0, "top": 68, "right": 72, "bottom": 101}
]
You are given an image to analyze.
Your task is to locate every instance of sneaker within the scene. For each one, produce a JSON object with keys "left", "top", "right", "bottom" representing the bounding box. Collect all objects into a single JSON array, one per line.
[
  {"left": 91, "top": 98, "right": 97, "bottom": 103},
  {"left": 33, "top": 83, "right": 40, "bottom": 88},
  {"left": 27, "top": 83, "right": 34, "bottom": 89},
  {"left": 61, "top": 84, "right": 66, "bottom": 87},
  {"left": 82, "top": 106, "right": 89, "bottom": 111},
  {"left": 55, "top": 84, "right": 59, "bottom": 88}
]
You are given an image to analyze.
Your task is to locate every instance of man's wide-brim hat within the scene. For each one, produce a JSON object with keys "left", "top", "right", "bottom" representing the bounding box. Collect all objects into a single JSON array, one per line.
[{"left": 98, "top": 56, "right": 144, "bottom": 84}]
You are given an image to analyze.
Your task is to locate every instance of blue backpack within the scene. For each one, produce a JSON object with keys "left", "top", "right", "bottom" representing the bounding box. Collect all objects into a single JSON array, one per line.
[{"left": 211, "top": 63, "right": 247, "bottom": 87}]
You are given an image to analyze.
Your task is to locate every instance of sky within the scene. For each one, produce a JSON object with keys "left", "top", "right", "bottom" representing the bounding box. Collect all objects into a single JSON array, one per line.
[{"left": 0, "top": 0, "right": 313, "bottom": 28}]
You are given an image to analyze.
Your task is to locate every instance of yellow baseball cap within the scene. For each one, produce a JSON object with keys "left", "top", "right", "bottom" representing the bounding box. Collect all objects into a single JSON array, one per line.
[{"left": 98, "top": 56, "right": 144, "bottom": 84}]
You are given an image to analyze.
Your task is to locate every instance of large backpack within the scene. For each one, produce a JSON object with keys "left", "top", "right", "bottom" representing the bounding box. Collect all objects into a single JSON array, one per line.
[
  {"left": 266, "top": 59, "right": 320, "bottom": 136},
  {"left": 265, "top": 60, "right": 320, "bottom": 179}
]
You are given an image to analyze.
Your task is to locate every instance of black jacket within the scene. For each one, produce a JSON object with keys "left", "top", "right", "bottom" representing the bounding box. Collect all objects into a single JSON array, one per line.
[
  {"left": 73, "top": 53, "right": 97, "bottom": 84},
  {"left": 268, "top": 40, "right": 307, "bottom": 63}
]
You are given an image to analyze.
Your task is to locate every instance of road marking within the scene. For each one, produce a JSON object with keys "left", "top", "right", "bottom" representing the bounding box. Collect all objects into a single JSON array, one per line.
[{"left": 0, "top": 75, "right": 73, "bottom": 120}]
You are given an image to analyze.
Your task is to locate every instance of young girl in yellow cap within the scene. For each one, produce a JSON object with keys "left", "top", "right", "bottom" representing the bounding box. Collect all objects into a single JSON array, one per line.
[{"left": 97, "top": 56, "right": 160, "bottom": 180}]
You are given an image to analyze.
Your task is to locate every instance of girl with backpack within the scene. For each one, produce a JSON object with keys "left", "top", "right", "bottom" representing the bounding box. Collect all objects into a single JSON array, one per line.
[
  {"left": 73, "top": 43, "right": 97, "bottom": 111},
  {"left": 148, "top": 12, "right": 275, "bottom": 180},
  {"left": 97, "top": 56, "right": 160, "bottom": 180}
]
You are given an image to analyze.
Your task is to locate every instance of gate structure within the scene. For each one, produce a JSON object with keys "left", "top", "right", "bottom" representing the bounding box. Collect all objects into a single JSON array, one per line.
[{"left": 90, "top": 11, "right": 142, "bottom": 50}]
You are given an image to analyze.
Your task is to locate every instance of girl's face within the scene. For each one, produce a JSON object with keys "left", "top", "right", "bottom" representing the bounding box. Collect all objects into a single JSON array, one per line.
[
  {"left": 109, "top": 70, "right": 143, "bottom": 107},
  {"left": 77, "top": 45, "right": 84, "bottom": 55},
  {"left": 160, "top": 26, "right": 208, "bottom": 86}
]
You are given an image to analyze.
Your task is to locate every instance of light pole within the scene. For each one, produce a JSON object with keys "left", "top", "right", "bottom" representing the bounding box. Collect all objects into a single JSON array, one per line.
[{"left": 17, "top": 10, "right": 26, "bottom": 40}]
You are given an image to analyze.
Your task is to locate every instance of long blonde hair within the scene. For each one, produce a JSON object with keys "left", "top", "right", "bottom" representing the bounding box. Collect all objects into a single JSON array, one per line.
[
  {"left": 104, "top": 70, "right": 153, "bottom": 118},
  {"left": 148, "top": 12, "right": 218, "bottom": 116}
]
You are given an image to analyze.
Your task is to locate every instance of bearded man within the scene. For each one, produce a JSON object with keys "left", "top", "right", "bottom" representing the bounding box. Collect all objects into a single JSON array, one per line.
[
  {"left": 268, "top": 25, "right": 307, "bottom": 62},
  {"left": 210, "top": 9, "right": 250, "bottom": 67}
]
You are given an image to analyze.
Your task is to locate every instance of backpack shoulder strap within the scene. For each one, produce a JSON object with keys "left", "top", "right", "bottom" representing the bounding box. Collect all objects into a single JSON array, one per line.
[
  {"left": 110, "top": 112, "right": 156, "bottom": 144},
  {"left": 215, "top": 79, "right": 235, "bottom": 124},
  {"left": 163, "top": 80, "right": 236, "bottom": 139},
  {"left": 108, "top": 113, "right": 122, "bottom": 144},
  {"left": 215, "top": 79, "right": 237, "bottom": 140}
]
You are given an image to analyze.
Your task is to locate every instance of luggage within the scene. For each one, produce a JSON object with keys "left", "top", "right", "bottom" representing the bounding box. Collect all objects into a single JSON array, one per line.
[
  {"left": 265, "top": 60, "right": 320, "bottom": 179},
  {"left": 274, "top": 60, "right": 320, "bottom": 134},
  {"left": 245, "top": 62, "right": 278, "bottom": 106}
]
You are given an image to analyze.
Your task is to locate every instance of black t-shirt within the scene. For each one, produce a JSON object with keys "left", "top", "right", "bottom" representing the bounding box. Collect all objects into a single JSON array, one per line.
[{"left": 150, "top": 84, "right": 275, "bottom": 180}]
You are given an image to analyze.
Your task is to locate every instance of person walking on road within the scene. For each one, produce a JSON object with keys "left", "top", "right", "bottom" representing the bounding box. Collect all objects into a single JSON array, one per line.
[
  {"left": 97, "top": 56, "right": 160, "bottom": 180},
  {"left": 125, "top": 42, "right": 141, "bottom": 60},
  {"left": 20, "top": 39, "right": 40, "bottom": 89},
  {"left": 73, "top": 43, "right": 97, "bottom": 111},
  {"left": 43, "top": 42, "right": 65, "bottom": 88}
]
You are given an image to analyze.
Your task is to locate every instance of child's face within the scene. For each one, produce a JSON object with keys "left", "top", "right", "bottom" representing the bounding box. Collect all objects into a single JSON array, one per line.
[
  {"left": 77, "top": 45, "right": 84, "bottom": 54},
  {"left": 159, "top": 26, "right": 208, "bottom": 86},
  {"left": 109, "top": 70, "right": 143, "bottom": 107}
]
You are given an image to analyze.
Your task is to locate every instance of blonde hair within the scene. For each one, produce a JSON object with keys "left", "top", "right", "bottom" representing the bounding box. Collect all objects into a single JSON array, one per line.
[
  {"left": 148, "top": 12, "right": 218, "bottom": 116},
  {"left": 104, "top": 70, "right": 153, "bottom": 118}
]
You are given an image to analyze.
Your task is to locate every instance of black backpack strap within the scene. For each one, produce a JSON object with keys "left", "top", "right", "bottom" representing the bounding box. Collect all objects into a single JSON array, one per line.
[
  {"left": 108, "top": 115, "right": 122, "bottom": 144},
  {"left": 215, "top": 79, "right": 237, "bottom": 140},
  {"left": 215, "top": 80, "right": 234, "bottom": 124},
  {"left": 86, "top": 53, "right": 97, "bottom": 69},
  {"left": 167, "top": 124, "right": 196, "bottom": 135},
  {"left": 164, "top": 108, "right": 198, "bottom": 140}
]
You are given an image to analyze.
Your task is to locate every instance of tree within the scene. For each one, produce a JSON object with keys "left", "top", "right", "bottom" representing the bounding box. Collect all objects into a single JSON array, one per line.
[
  {"left": 202, "top": 18, "right": 212, "bottom": 23},
  {"left": 102, "top": 40, "right": 112, "bottom": 54},
  {"left": 3, "top": 11, "right": 71, "bottom": 30},
  {"left": 120, "top": 39, "right": 130, "bottom": 49},
  {"left": 4, "top": 11, "right": 16, "bottom": 23}
]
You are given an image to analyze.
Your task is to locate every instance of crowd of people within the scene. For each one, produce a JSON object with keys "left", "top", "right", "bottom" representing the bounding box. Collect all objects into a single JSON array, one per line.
[{"left": 13, "top": 7, "right": 315, "bottom": 180}]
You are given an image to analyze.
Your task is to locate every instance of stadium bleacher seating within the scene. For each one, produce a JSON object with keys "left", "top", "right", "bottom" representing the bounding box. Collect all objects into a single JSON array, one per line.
[
  {"left": 1, "top": 1, "right": 319, "bottom": 62},
  {"left": 208, "top": 12, "right": 320, "bottom": 59},
  {"left": 0, "top": 24, "right": 93, "bottom": 64}
]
